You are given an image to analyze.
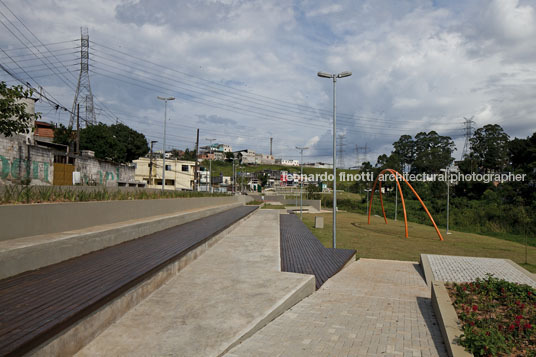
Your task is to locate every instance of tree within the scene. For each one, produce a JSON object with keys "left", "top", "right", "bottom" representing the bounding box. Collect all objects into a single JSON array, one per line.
[
  {"left": 413, "top": 131, "right": 455, "bottom": 173},
  {"left": 53, "top": 124, "right": 75, "bottom": 146},
  {"left": 170, "top": 149, "right": 182, "bottom": 159},
  {"left": 225, "top": 151, "right": 235, "bottom": 162},
  {"left": 79, "top": 122, "right": 148, "bottom": 163},
  {"left": 392, "top": 134, "right": 415, "bottom": 172},
  {"left": 470, "top": 124, "right": 510, "bottom": 172},
  {"left": 0, "top": 81, "right": 40, "bottom": 137},
  {"left": 182, "top": 148, "right": 197, "bottom": 161},
  {"left": 110, "top": 123, "right": 149, "bottom": 162}
]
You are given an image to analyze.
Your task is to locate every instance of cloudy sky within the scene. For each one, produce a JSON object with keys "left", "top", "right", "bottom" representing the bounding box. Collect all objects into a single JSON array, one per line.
[{"left": 1, "top": 0, "right": 535, "bottom": 165}]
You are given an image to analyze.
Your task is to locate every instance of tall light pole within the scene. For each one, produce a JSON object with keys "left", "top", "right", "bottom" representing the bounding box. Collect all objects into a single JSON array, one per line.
[
  {"left": 317, "top": 71, "right": 352, "bottom": 248},
  {"left": 394, "top": 180, "right": 398, "bottom": 221},
  {"left": 157, "top": 96, "right": 175, "bottom": 191},
  {"left": 441, "top": 167, "right": 451, "bottom": 234},
  {"left": 206, "top": 138, "right": 216, "bottom": 193},
  {"left": 296, "top": 146, "right": 309, "bottom": 219}
]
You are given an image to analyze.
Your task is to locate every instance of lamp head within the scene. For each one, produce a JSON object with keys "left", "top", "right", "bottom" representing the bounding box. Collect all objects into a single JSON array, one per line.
[
  {"left": 317, "top": 72, "right": 333, "bottom": 78},
  {"left": 337, "top": 71, "right": 352, "bottom": 78}
]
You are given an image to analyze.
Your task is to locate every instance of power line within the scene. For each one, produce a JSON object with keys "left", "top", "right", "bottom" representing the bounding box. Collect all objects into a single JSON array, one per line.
[{"left": 90, "top": 40, "right": 463, "bottom": 128}]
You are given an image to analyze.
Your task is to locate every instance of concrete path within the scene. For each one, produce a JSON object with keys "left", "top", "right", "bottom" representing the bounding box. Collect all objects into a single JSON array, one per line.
[
  {"left": 76, "top": 210, "right": 314, "bottom": 357},
  {"left": 227, "top": 259, "right": 447, "bottom": 357}
]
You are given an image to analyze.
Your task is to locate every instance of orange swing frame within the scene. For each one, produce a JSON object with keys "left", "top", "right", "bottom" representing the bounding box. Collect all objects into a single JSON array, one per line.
[{"left": 367, "top": 168, "right": 444, "bottom": 241}]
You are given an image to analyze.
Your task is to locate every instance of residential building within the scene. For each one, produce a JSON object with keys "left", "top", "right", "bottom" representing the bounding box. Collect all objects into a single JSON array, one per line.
[
  {"left": 281, "top": 159, "right": 300, "bottom": 167},
  {"left": 133, "top": 157, "right": 196, "bottom": 190}
]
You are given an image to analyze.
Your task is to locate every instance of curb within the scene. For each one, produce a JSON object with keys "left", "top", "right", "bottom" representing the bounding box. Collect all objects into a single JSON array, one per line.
[{"left": 431, "top": 281, "right": 472, "bottom": 357}]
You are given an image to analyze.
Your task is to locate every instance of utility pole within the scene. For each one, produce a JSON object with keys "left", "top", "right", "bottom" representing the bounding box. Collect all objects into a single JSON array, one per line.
[
  {"left": 270, "top": 137, "right": 273, "bottom": 156},
  {"left": 76, "top": 104, "right": 80, "bottom": 155},
  {"left": 149, "top": 140, "right": 157, "bottom": 186},
  {"left": 296, "top": 146, "right": 309, "bottom": 219},
  {"left": 232, "top": 157, "right": 237, "bottom": 194},
  {"left": 337, "top": 133, "right": 346, "bottom": 168},
  {"left": 355, "top": 143, "right": 368, "bottom": 167},
  {"left": 206, "top": 138, "right": 216, "bottom": 193},
  {"left": 194, "top": 129, "right": 199, "bottom": 192}
]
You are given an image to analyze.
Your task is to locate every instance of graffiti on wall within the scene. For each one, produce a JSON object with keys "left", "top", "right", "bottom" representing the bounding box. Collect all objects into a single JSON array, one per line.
[
  {"left": 81, "top": 167, "right": 122, "bottom": 185},
  {"left": 0, "top": 155, "right": 50, "bottom": 183}
]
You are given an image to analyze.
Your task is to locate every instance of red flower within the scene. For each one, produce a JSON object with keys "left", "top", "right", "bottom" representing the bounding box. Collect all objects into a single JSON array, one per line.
[
  {"left": 485, "top": 331, "right": 490, "bottom": 336},
  {"left": 509, "top": 324, "right": 515, "bottom": 331},
  {"left": 472, "top": 305, "right": 478, "bottom": 311},
  {"left": 525, "top": 323, "right": 532, "bottom": 329},
  {"left": 516, "top": 315, "right": 523, "bottom": 320},
  {"left": 520, "top": 303, "right": 525, "bottom": 309},
  {"left": 469, "top": 321, "right": 475, "bottom": 326},
  {"left": 462, "top": 286, "right": 467, "bottom": 291},
  {"left": 528, "top": 291, "right": 532, "bottom": 296}
]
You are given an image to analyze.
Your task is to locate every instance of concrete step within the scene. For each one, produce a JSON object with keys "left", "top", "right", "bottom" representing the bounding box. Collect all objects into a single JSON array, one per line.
[{"left": 0, "top": 202, "right": 244, "bottom": 279}]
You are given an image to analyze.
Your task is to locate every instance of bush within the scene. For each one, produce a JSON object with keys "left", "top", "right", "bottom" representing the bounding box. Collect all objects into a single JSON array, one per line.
[{"left": 447, "top": 275, "right": 536, "bottom": 356}]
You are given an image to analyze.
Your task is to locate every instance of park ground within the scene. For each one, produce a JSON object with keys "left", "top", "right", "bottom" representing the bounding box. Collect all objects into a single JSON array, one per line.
[{"left": 302, "top": 211, "right": 536, "bottom": 273}]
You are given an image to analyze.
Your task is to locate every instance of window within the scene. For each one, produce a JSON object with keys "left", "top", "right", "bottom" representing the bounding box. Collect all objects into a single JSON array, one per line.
[
  {"left": 181, "top": 165, "right": 189, "bottom": 172},
  {"left": 165, "top": 165, "right": 171, "bottom": 171}
]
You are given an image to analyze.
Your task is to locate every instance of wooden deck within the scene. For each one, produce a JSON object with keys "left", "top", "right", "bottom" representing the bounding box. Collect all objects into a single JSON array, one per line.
[
  {"left": 280, "top": 214, "right": 356, "bottom": 289},
  {"left": 0, "top": 205, "right": 257, "bottom": 357}
]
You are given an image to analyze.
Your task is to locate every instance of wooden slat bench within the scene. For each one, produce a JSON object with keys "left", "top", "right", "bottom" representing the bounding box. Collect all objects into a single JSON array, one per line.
[
  {"left": 280, "top": 214, "right": 356, "bottom": 289},
  {"left": 0, "top": 205, "right": 257, "bottom": 356}
]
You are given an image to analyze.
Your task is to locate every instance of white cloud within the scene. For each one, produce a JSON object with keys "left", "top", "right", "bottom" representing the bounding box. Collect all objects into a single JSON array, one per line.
[
  {"left": 1, "top": 0, "right": 535, "bottom": 164},
  {"left": 306, "top": 4, "right": 343, "bottom": 17}
]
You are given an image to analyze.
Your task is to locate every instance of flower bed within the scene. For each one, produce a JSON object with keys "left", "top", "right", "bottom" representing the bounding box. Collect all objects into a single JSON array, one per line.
[{"left": 446, "top": 275, "right": 536, "bottom": 356}]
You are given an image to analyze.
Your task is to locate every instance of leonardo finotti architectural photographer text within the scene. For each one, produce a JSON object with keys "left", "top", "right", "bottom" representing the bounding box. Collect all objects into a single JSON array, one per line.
[{"left": 281, "top": 172, "right": 527, "bottom": 183}]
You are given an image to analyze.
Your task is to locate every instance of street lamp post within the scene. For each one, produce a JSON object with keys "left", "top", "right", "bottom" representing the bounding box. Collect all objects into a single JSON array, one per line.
[
  {"left": 157, "top": 96, "right": 175, "bottom": 191},
  {"left": 317, "top": 71, "right": 352, "bottom": 248},
  {"left": 441, "top": 167, "right": 451, "bottom": 234},
  {"left": 296, "top": 146, "right": 309, "bottom": 219},
  {"left": 395, "top": 181, "right": 398, "bottom": 221},
  {"left": 206, "top": 138, "right": 216, "bottom": 193},
  {"left": 365, "top": 188, "right": 371, "bottom": 215}
]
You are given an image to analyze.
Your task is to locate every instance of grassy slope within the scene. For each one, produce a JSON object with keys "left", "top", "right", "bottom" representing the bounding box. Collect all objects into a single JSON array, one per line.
[{"left": 302, "top": 211, "right": 536, "bottom": 273}]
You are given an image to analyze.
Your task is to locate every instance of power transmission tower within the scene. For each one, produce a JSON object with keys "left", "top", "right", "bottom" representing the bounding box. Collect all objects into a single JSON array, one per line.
[
  {"left": 462, "top": 116, "right": 475, "bottom": 157},
  {"left": 337, "top": 134, "right": 346, "bottom": 168},
  {"left": 70, "top": 27, "right": 96, "bottom": 127},
  {"left": 354, "top": 143, "right": 368, "bottom": 167}
]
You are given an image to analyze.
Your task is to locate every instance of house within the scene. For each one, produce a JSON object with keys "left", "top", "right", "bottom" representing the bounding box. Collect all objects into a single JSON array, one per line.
[
  {"left": 235, "top": 149, "right": 257, "bottom": 165},
  {"left": 133, "top": 157, "right": 197, "bottom": 190}
]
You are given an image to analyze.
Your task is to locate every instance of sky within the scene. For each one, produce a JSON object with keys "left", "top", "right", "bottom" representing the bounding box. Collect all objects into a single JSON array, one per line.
[{"left": 0, "top": 0, "right": 535, "bottom": 166}]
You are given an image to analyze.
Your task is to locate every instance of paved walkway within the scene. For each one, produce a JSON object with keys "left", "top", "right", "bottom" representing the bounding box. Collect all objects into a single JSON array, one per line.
[
  {"left": 227, "top": 259, "right": 447, "bottom": 357},
  {"left": 77, "top": 210, "right": 314, "bottom": 357},
  {"left": 425, "top": 254, "right": 536, "bottom": 287}
]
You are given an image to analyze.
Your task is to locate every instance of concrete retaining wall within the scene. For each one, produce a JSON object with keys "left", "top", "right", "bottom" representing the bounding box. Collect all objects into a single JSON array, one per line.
[
  {"left": 250, "top": 194, "right": 321, "bottom": 211},
  {"left": 0, "top": 195, "right": 248, "bottom": 241}
]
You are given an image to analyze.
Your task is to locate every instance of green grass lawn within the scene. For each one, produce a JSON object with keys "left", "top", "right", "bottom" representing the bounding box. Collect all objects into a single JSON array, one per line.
[
  {"left": 261, "top": 203, "right": 286, "bottom": 209},
  {"left": 302, "top": 211, "right": 536, "bottom": 273}
]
